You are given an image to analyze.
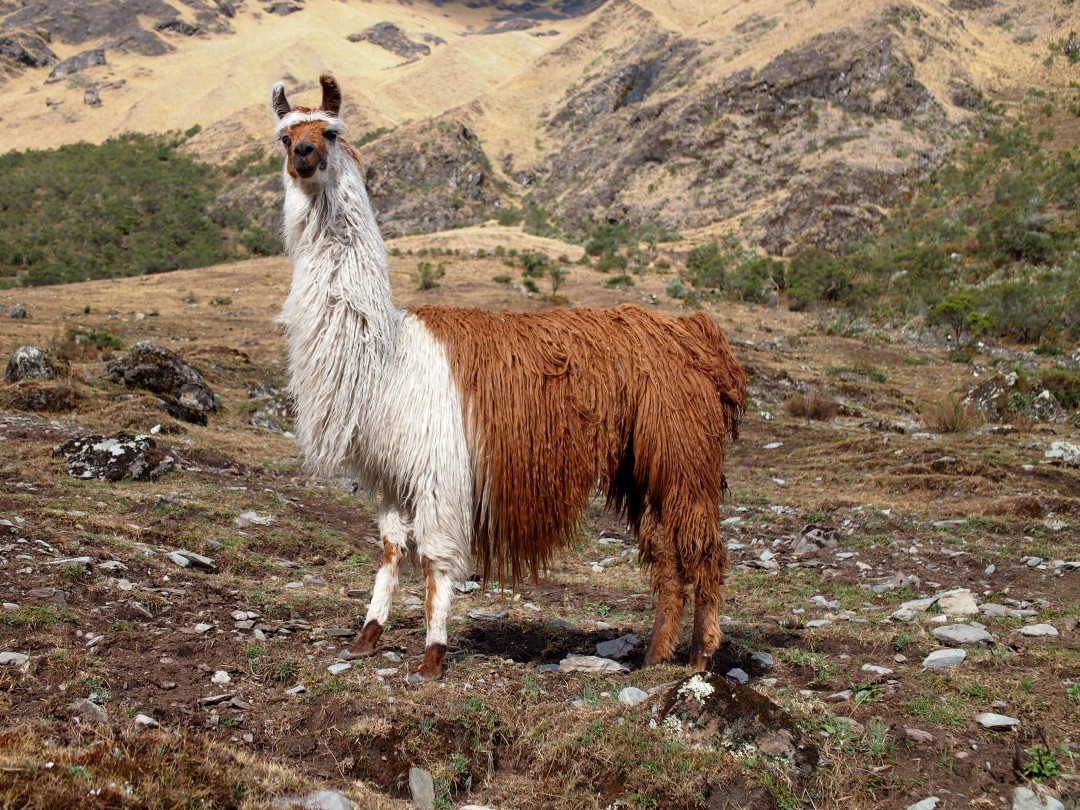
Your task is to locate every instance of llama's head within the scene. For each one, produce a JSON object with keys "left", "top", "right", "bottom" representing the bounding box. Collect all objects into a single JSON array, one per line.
[{"left": 271, "top": 73, "right": 346, "bottom": 185}]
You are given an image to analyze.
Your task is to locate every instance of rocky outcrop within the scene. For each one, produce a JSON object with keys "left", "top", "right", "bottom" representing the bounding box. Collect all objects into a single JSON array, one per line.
[
  {"left": 347, "top": 22, "right": 434, "bottom": 60},
  {"left": 47, "top": 48, "right": 105, "bottom": 82},
  {"left": 0, "top": 31, "right": 57, "bottom": 76},
  {"left": 364, "top": 119, "right": 502, "bottom": 237},
  {"left": 534, "top": 17, "right": 954, "bottom": 252}
]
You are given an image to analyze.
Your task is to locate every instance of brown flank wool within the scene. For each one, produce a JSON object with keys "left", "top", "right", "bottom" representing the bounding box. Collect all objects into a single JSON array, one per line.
[{"left": 414, "top": 304, "right": 747, "bottom": 596}]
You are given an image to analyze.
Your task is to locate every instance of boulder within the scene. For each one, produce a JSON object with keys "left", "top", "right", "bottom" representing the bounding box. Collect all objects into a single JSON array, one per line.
[
  {"left": 47, "top": 48, "right": 106, "bottom": 82},
  {"left": 5, "top": 346, "right": 68, "bottom": 383},
  {"left": 106, "top": 341, "right": 218, "bottom": 419}
]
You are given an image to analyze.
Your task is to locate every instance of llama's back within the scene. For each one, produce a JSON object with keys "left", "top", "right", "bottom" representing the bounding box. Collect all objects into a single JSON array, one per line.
[{"left": 413, "top": 304, "right": 746, "bottom": 585}]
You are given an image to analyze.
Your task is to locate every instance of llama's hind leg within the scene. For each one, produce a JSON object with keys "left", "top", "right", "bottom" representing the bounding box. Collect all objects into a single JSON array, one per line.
[
  {"left": 407, "top": 557, "right": 454, "bottom": 684},
  {"left": 642, "top": 514, "right": 688, "bottom": 666},
  {"left": 689, "top": 585, "right": 723, "bottom": 672},
  {"left": 340, "top": 497, "right": 409, "bottom": 660}
]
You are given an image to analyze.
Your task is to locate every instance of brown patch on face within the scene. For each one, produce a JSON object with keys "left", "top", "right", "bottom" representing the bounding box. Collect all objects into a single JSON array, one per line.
[{"left": 280, "top": 119, "right": 333, "bottom": 181}]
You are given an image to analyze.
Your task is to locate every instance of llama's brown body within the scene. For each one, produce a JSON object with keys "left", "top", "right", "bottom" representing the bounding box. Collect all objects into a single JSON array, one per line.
[{"left": 417, "top": 304, "right": 747, "bottom": 666}]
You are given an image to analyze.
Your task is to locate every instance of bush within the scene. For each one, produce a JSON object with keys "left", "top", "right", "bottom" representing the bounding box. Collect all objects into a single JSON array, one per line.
[
  {"left": 923, "top": 394, "right": 984, "bottom": 433},
  {"left": 520, "top": 250, "right": 549, "bottom": 278},
  {"left": 413, "top": 261, "right": 445, "bottom": 291},
  {"left": 786, "top": 249, "right": 860, "bottom": 311},
  {"left": 594, "top": 253, "right": 629, "bottom": 273},
  {"left": 685, "top": 241, "right": 729, "bottom": 289},
  {"left": 784, "top": 391, "right": 840, "bottom": 421},
  {"left": 727, "top": 255, "right": 785, "bottom": 303}
]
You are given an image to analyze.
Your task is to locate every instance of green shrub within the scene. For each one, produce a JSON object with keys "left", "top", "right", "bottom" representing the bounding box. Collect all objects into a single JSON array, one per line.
[
  {"left": 685, "top": 241, "right": 729, "bottom": 289},
  {"left": 786, "top": 249, "right": 861, "bottom": 311},
  {"left": 240, "top": 228, "right": 281, "bottom": 257},
  {"left": 584, "top": 222, "right": 635, "bottom": 257},
  {"left": 497, "top": 208, "right": 523, "bottom": 226},
  {"left": 413, "top": 261, "right": 445, "bottom": 291},
  {"left": 520, "top": 250, "right": 550, "bottom": 278},
  {"left": 594, "top": 253, "right": 629, "bottom": 273}
]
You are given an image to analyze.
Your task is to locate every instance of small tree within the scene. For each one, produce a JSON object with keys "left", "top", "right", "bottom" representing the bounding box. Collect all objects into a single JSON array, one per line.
[
  {"left": 548, "top": 265, "right": 568, "bottom": 295},
  {"left": 928, "top": 290, "right": 979, "bottom": 344},
  {"left": 413, "top": 261, "right": 445, "bottom": 291}
]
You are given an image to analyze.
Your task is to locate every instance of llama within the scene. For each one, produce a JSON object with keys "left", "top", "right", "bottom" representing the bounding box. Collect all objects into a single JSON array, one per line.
[{"left": 272, "top": 74, "right": 748, "bottom": 683}]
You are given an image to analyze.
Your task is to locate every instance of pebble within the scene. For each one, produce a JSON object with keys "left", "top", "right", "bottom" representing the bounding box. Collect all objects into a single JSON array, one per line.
[
  {"left": 408, "top": 767, "right": 436, "bottom": 810},
  {"left": 375, "top": 668, "right": 398, "bottom": 678},
  {"left": 763, "top": 442, "right": 783, "bottom": 449},
  {"left": 931, "top": 624, "right": 995, "bottom": 646},
  {"left": 860, "top": 664, "right": 894, "bottom": 676},
  {"left": 905, "top": 798, "right": 939, "bottom": 810},
  {"left": 134, "top": 714, "right": 159, "bottom": 728},
  {"left": 327, "top": 662, "right": 351, "bottom": 675},
  {"left": 805, "top": 619, "right": 832, "bottom": 629},
  {"left": 1020, "top": 624, "right": 1058, "bottom": 637},
  {"left": 0, "top": 652, "right": 29, "bottom": 669},
  {"left": 2, "top": 603, "right": 18, "bottom": 611},
  {"left": 455, "top": 581, "right": 480, "bottom": 593},
  {"left": 726, "top": 667, "right": 749, "bottom": 684},
  {"left": 1012, "top": 786, "right": 1065, "bottom": 810},
  {"left": 922, "top": 649, "right": 966, "bottom": 670},
  {"left": 211, "top": 670, "right": 231, "bottom": 685},
  {"left": 69, "top": 697, "right": 107, "bottom": 725},
  {"left": 285, "top": 684, "right": 306, "bottom": 695},
  {"left": 537, "top": 663, "right": 560, "bottom": 673},
  {"left": 270, "top": 790, "right": 356, "bottom": 810},
  {"left": 936, "top": 588, "right": 979, "bottom": 616},
  {"left": 975, "top": 712, "right": 1020, "bottom": 730},
  {"left": 618, "top": 687, "right": 649, "bottom": 706},
  {"left": 904, "top": 727, "right": 935, "bottom": 743},
  {"left": 382, "top": 651, "right": 402, "bottom": 664}
]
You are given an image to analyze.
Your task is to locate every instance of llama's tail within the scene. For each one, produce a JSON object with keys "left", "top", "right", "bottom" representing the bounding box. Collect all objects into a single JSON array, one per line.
[{"left": 679, "top": 312, "right": 748, "bottom": 443}]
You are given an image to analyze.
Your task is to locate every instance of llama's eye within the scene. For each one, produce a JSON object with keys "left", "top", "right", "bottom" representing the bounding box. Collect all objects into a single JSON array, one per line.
[
  {"left": 280, "top": 134, "right": 292, "bottom": 148},
  {"left": 324, "top": 130, "right": 338, "bottom": 142}
]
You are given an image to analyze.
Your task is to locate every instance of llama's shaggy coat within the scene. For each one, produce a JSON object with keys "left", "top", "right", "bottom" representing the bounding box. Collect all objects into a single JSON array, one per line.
[{"left": 272, "top": 74, "right": 747, "bottom": 681}]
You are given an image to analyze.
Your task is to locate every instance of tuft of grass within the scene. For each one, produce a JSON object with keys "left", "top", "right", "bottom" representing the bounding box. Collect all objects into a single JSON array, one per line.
[
  {"left": 785, "top": 391, "right": 840, "bottom": 421},
  {"left": 923, "top": 394, "right": 984, "bottom": 433}
]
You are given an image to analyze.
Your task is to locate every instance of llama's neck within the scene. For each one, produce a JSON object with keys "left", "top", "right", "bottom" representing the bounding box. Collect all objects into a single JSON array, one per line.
[
  {"left": 279, "top": 141, "right": 405, "bottom": 477},
  {"left": 280, "top": 142, "right": 402, "bottom": 348}
]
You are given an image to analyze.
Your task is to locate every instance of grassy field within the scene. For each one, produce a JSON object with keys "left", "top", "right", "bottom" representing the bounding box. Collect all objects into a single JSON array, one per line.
[{"left": 0, "top": 243, "right": 1077, "bottom": 808}]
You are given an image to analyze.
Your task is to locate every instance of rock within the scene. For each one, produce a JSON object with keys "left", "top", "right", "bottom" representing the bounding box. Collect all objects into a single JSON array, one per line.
[
  {"left": 408, "top": 767, "right": 436, "bottom": 810},
  {"left": 726, "top": 667, "right": 750, "bottom": 684},
  {"left": 980, "top": 603, "right": 1019, "bottom": 618},
  {"left": 905, "top": 798, "right": 939, "bottom": 810},
  {"left": 272, "top": 790, "right": 356, "bottom": 810},
  {"left": 0, "top": 32, "right": 57, "bottom": 69},
  {"left": 455, "top": 581, "right": 481, "bottom": 593},
  {"left": 860, "top": 664, "right": 894, "bottom": 676},
  {"left": 1045, "top": 441, "right": 1080, "bottom": 468},
  {"left": 963, "top": 374, "right": 1016, "bottom": 420},
  {"left": 805, "top": 619, "right": 832, "bottom": 629},
  {"left": 1012, "top": 786, "right": 1065, "bottom": 810},
  {"left": 1027, "top": 390, "right": 1068, "bottom": 423},
  {"left": 327, "top": 662, "right": 351, "bottom": 675},
  {"left": 106, "top": 341, "right": 219, "bottom": 420},
  {"left": 931, "top": 624, "right": 994, "bottom": 646},
  {"left": 5, "top": 346, "right": 68, "bottom": 383},
  {"left": 750, "top": 651, "right": 775, "bottom": 668},
  {"left": 922, "top": 649, "right": 966, "bottom": 670},
  {"left": 935, "top": 588, "right": 979, "bottom": 616},
  {"left": 7, "top": 304, "right": 28, "bottom": 319},
  {"left": 618, "top": 686, "right": 649, "bottom": 706},
  {"left": 0, "top": 652, "right": 29, "bottom": 671},
  {"left": 348, "top": 22, "right": 432, "bottom": 60},
  {"left": 792, "top": 524, "right": 837, "bottom": 557},
  {"left": 134, "top": 713, "right": 159, "bottom": 728},
  {"left": 1020, "top": 624, "right": 1058, "bottom": 637},
  {"left": 904, "top": 727, "right": 935, "bottom": 743},
  {"left": 53, "top": 434, "right": 174, "bottom": 481},
  {"left": 69, "top": 697, "right": 107, "bottom": 725},
  {"left": 660, "top": 673, "right": 818, "bottom": 778},
  {"left": 557, "top": 654, "right": 628, "bottom": 674},
  {"left": 975, "top": 712, "right": 1019, "bottom": 730},
  {"left": 168, "top": 551, "right": 192, "bottom": 568},
  {"left": 176, "top": 549, "right": 218, "bottom": 572},
  {"left": 84, "top": 87, "right": 101, "bottom": 107},
  {"left": 211, "top": 670, "right": 231, "bottom": 685},
  {"left": 47, "top": 48, "right": 106, "bottom": 81},
  {"left": 235, "top": 511, "right": 274, "bottom": 528},
  {"left": 596, "top": 633, "right": 639, "bottom": 660},
  {"left": 468, "top": 610, "right": 507, "bottom": 620}
]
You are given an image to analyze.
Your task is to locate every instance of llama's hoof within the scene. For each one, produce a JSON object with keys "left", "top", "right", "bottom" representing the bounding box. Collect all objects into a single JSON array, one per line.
[{"left": 688, "top": 653, "right": 712, "bottom": 672}]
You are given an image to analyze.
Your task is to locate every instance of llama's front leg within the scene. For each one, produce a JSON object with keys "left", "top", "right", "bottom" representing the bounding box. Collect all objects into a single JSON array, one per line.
[
  {"left": 407, "top": 558, "right": 454, "bottom": 683},
  {"left": 339, "top": 498, "right": 409, "bottom": 661}
]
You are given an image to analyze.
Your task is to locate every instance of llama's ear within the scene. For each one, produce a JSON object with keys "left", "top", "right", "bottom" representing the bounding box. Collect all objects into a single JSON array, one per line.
[
  {"left": 271, "top": 82, "right": 291, "bottom": 120},
  {"left": 320, "top": 73, "right": 342, "bottom": 117}
]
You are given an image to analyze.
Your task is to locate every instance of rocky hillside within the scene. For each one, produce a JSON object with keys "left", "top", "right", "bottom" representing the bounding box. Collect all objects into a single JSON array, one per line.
[{"left": 0, "top": 0, "right": 1075, "bottom": 253}]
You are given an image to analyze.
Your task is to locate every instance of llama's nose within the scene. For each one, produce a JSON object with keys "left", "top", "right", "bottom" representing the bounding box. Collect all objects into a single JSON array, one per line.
[{"left": 295, "top": 141, "right": 315, "bottom": 158}]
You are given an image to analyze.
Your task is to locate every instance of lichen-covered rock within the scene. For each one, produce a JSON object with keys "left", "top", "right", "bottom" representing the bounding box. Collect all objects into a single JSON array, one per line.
[
  {"left": 1025, "top": 389, "right": 1067, "bottom": 424},
  {"left": 660, "top": 672, "right": 818, "bottom": 777},
  {"left": 962, "top": 373, "right": 1016, "bottom": 420},
  {"left": 106, "top": 341, "right": 219, "bottom": 419},
  {"left": 53, "top": 433, "right": 174, "bottom": 481},
  {"left": 5, "top": 346, "right": 68, "bottom": 384}
]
